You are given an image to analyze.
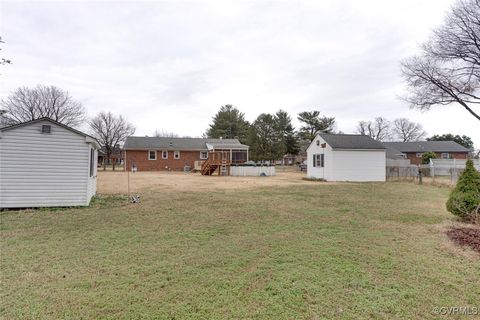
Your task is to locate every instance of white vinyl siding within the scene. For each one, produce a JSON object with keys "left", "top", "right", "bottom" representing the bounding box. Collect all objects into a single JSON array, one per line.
[
  {"left": 86, "top": 147, "right": 98, "bottom": 203},
  {"left": 330, "top": 150, "right": 385, "bottom": 181},
  {"left": 307, "top": 137, "right": 330, "bottom": 180},
  {"left": 0, "top": 120, "right": 97, "bottom": 208}
]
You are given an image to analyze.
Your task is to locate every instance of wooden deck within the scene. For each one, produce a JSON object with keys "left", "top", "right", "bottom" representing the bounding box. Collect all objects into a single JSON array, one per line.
[{"left": 201, "top": 151, "right": 232, "bottom": 175}]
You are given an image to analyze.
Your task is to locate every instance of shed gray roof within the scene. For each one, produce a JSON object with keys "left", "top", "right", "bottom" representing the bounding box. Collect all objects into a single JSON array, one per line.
[
  {"left": 318, "top": 133, "right": 386, "bottom": 150},
  {"left": 382, "top": 141, "right": 470, "bottom": 153},
  {"left": 124, "top": 136, "right": 249, "bottom": 150},
  {"left": 0, "top": 117, "right": 98, "bottom": 142}
]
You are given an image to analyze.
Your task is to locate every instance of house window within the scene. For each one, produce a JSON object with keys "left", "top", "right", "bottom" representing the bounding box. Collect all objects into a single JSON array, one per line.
[
  {"left": 441, "top": 152, "right": 449, "bottom": 159},
  {"left": 200, "top": 151, "right": 208, "bottom": 159},
  {"left": 89, "top": 149, "right": 94, "bottom": 177},
  {"left": 148, "top": 150, "right": 157, "bottom": 160},
  {"left": 416, "top": 153, "right": 424, "bottom": 158},
  {"left": 174, "top": 151, "right": 180, "bottom": 159},
  {"left": 41, "top": 125, "right": 51, "bottom": 133},
  {"left": 313, "top": 154, "right": 324, "bottom": 167},
  {"left": 162, "top": 150, "right": 168, "bottom": 159}
]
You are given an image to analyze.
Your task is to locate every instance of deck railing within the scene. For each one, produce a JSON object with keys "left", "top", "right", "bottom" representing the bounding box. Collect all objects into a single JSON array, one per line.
[{"left": 200, "top": 151, "right": 232, "bottom": 175}]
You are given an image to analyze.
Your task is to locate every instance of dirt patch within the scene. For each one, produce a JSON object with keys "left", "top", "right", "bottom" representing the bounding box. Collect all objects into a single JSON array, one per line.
[
  {"left": 446, "top": 227, "right": 480, "bottom": 253},
  {"left": 96, "top": 168, "right": 327, "bottom": 194}
]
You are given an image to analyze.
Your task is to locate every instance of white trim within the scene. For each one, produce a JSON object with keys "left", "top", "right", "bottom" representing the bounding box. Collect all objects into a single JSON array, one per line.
[
  {"left": 85, "top": 136, "right": 101, "bottom": 149},
  {"left": 174, "top": 151, "right": 180, "bottom": 159},
  {"left": 313, "top": 154, "right": 324, "bottom": 167},
  {"left": 148, "top": 150, "right": 157, "bottom": 160},
  {"left": 162, "top": 150, "right": 168, "bottom": 159},
  {"left": 200, "top": 151, "right": 208, "bottom": 159}
]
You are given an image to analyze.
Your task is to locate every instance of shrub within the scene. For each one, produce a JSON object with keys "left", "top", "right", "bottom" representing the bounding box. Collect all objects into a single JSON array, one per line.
[
  {"left": 421, "top": 151, "right": 437, "bottom": 164},
  {"left": 446, "top": 159, "right": 480, "bottom": 223}
]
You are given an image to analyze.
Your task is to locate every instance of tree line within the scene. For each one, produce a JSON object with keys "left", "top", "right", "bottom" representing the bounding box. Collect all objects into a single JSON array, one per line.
[
  {"left": 205, "top": 105, "right": 476, "bottom": 162},
  {"left": 0, "top": 86, "right": 475, "bottom": 167},
  {"left": 356, "top": 117, "right": 427, "bottom": 142},
  {"left": 205, "top": 105, "right": 335, "bottom": 161}
]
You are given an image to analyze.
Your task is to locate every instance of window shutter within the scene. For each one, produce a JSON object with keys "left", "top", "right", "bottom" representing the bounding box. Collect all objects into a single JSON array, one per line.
[
  {"left": 320, "top": 154, "right": 324, "bottom": 167},
  {"left": 313, "top": 154, "right": 316, "bottom": 167}
]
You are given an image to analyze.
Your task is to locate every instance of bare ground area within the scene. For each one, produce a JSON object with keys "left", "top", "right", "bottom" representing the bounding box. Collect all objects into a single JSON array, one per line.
[
  {"left": 446, "top": 227, "right": 480, "bottom": 253},
  {"left": 97, "top": 169, "right": 316, "bottom": 194}
]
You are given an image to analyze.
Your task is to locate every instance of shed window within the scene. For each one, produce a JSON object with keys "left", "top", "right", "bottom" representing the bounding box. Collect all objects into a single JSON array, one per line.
[
  {"left": 441, "top": 152, "right": 449, "bottom": 159},
  {"left": 41, "top": 125, "right": 51, "bottom": 133},
  {"left": 148, "top": 150, "right": 157, "bottom": 160},
  {"left": 89, "top": 149, "right": 94, "bottom": 177},
  {"left": 162, "top": 150, "right": 168, "bottom": 159},
  {"left": 200, "top": 151, "right": 208, "bottom": 159},
  {"left": 174, "top": 151, "right": 180, "bottom": 159},
  {"left": 313, "top": 154, "right": 324, "bottom": 167}
]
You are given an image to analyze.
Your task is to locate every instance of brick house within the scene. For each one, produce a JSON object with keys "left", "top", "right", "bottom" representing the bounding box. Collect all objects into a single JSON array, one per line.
[
  {"left": 123, "top": 136, "right": 249, "bottom": 171},
  {"left": 382, "top": 141, "right": 470, "bottom": 165}
]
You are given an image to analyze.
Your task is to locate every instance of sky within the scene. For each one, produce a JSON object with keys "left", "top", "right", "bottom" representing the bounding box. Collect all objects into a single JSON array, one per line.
[{"left": 1, "top": 0, "right": 479, "bottom": 147}]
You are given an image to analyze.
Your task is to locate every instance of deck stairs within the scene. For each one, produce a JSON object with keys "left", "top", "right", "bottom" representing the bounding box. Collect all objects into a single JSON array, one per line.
[{"left": 201, "top": 151, "right": 231, "bottom": 176}]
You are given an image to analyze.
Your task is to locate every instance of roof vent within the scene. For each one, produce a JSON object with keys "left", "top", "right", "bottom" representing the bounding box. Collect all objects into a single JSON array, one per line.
[
  {"left": 41, "top": 125, "right": 51, "bottom": 134},
  {"left": 169, "top": 142, "right": 173, "bottom": 147}
]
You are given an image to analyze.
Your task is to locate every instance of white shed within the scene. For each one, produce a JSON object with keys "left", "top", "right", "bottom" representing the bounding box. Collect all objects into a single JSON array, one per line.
[
  {"left": 0, "top": 118, "right": 99, "bottom": 208},
  {"left": 307, "top": 133, "right": 386, "bottom": 182}
]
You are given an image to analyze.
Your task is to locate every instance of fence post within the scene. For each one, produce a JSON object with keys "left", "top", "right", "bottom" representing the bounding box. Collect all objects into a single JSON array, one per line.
[
  {"left": 430, "top": 159, "right": 435, "bottom": 183},
  {"left": 418, "top": 166, "right": 422, "bottom": 185}
]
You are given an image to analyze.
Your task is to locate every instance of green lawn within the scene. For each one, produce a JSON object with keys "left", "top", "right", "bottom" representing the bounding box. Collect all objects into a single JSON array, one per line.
[{"left": 1, "top": 183, "right": 479, "bottom": 319}]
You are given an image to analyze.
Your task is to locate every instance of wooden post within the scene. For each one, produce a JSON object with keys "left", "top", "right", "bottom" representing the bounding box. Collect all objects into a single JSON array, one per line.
[
  {"left": 127, "top": 168, "right": 130, "bottom": 196},
  {"left": 418, "top": 166, "right": 422, "bottom": 185}
]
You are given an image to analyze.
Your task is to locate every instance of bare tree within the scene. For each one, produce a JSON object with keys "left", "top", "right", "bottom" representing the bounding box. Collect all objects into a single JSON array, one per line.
[
  {"left": 0, "top": 109, "right": 8, "bottom": 127},
  {"left": 0, "top": 36, "right": 12, "bottom": 66},
  {"left": 401, "top": 0, "right": 480, "bottom": 120},
  {"left": 356, "top": 117, "right": 392, "bottom": 141},
  {"left": 392, "top": 118, "right": 427, "bottom": 142},
  {"left": 154, "top": 129, "right": 179, "bottom": 138},
  {"left": 89, "top": 111, "right": 135, "bottom": 171},
  {"left": 0, "top": 85, "right": 86, "bottom": 127}
]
